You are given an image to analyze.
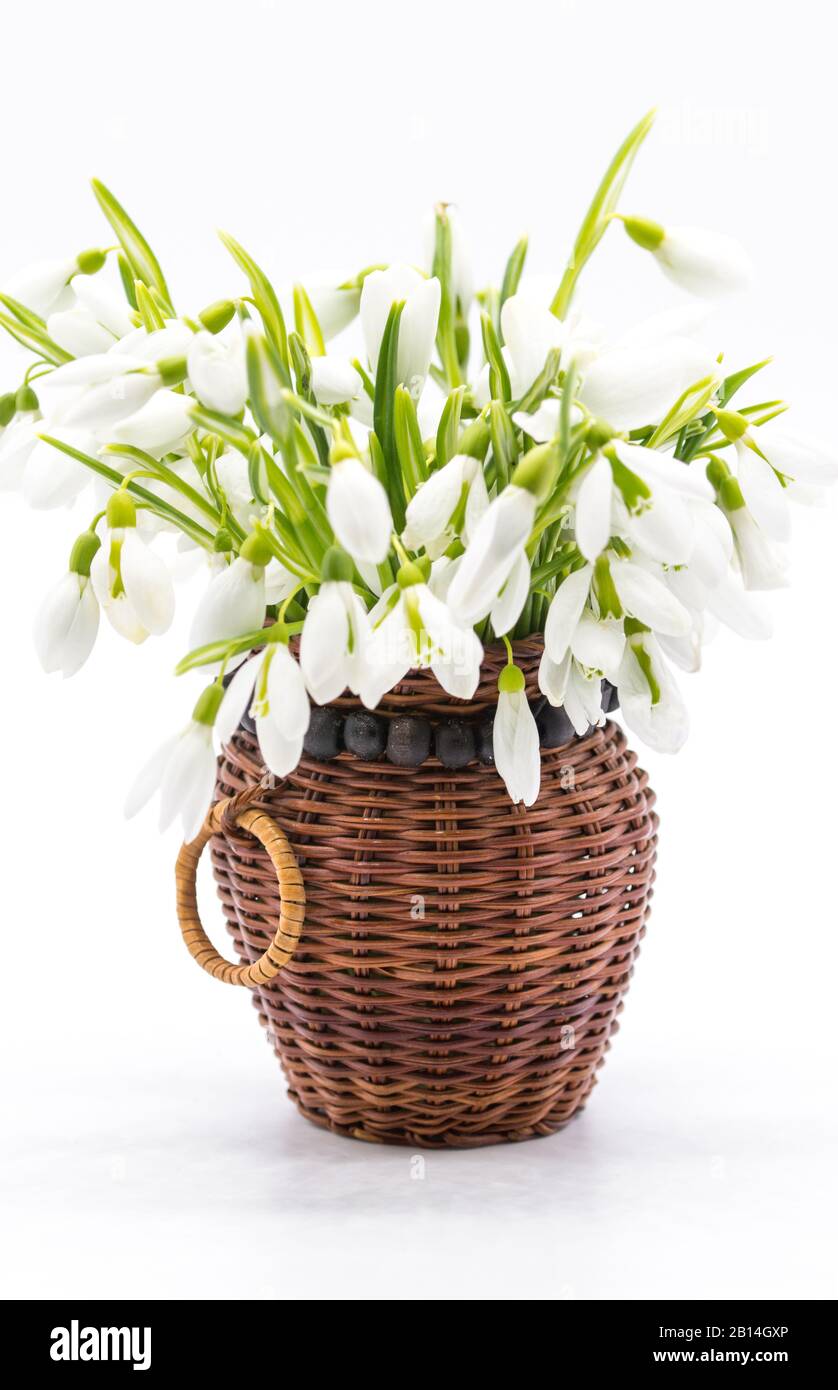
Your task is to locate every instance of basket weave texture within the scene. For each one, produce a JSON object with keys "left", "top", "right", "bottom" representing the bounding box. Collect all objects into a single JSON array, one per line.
[{"left": 209, "top": 641, "right": 658, "bottom": 1147}]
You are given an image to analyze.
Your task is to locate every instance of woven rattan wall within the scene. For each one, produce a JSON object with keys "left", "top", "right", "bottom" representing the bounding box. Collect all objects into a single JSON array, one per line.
[{"left": 209, "top": 644, "right": 658, "bottom": 1147}]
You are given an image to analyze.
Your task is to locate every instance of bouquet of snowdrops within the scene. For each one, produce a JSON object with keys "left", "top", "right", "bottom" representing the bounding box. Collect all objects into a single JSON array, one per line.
[{"left": 1, "top": 109, "right": 832, "bottom": 837}]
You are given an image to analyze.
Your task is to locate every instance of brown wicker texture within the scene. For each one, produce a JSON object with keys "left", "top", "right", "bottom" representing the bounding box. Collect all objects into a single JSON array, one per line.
[{"left": 193, "top": 642, "right": 658, "bottom": 1147}]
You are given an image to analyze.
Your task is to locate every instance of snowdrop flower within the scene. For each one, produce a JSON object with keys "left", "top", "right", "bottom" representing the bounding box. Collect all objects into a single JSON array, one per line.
[
  {"left": 610, "top": 558, "right": 693, "bottom": 636},
  {"left": 360, "top": 566, "right": 483, "bottom": 707},
  {"left": 299, "top": 550, "right": 371, "bottom": 704},
  {"left": 34, "top": 529, "right": 101, "bottom": 677},
  {"left": 579, "top": 336, "right": 717, "bottom": 431},
  {"left": 107, "top": 388, "right": 195, "bottom": 454},
  {"left": 47, "top": 274, "right": 135, "bottom": 356},
  {"left": 188, "top": 535, "right": 269, "bottom": 652},
  {"left": 621, "top": 216, "right": 752, "bottom": 297},
  {"left": 725, "top": 498, "right": 788, "bottom": 591},
  {"left": 217, "top": 640, "right": 310, "bottom": 778},
  {"left": 326, "top": 454, "right": 393, "bottom": 565},
  {"left": 90, "top": 490, "right": 175, "bottom": 642},
  {"left": 574, "top": 454, "right": 614, "bottom": 562},
  {"left": 3, "top": 257, "right": 81, "bottom": 317},
  {"left": 401, "top": 452, "right": 488, "bottom": 555},
  {"left": 447, "top": 483, "right": 537, "bottom": 624},
  {"left": 125, "top": 683, "right": 222, "bottom": 841},
  {"left": 0, "top": 416, "right": 41, "bottom": 492},
  {"left": 493, "top": 663, "right": 540, "bottom": 806},
  {"left": 490, "top": 551, "right": 531, "bottom": 637},
  {"left": 310, "top": 356, "right": 362, "bottom": 406},
  {"left": 616, "top": 631, "right": 689, "bottom": 753},
  {"left": 56, "top": 370, "right": 163, "bottom": 437},
  {"left": 500, "top": 293, "right": 565, "bottom": 396},
  {"left": 22, "top": 431, "right": 93, "bottom": 509},
  {"left": 360, "top": 264, "right": 441, "bottom": 396},
  {"left": 538, "top": 649, "right": 608, "bottom": 735},
  {"left": 716, "top": 409, "right": 838, "bottom": 543},
  {"left": 187, "top": 329, "right": 247, "bottom": 415}
]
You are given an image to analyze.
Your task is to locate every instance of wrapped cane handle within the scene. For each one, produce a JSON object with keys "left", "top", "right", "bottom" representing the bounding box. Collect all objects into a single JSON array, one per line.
[{"left": 175, "top": 797, "right": 305, "bottom": 987}]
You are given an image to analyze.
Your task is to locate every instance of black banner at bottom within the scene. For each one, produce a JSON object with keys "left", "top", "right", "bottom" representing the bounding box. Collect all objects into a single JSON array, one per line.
[{"left": 0, "top": 1298, "right": 831, "bottom": 1372}]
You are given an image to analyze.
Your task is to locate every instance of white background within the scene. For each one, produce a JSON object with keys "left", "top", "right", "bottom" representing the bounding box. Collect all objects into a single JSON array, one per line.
[{"left": 1, "top": 0, "right": 836, "bottom": 1301}]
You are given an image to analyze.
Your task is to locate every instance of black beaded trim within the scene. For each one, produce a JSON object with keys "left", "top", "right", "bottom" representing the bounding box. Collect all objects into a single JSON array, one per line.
[{"left": 237, "top": 680, "right": 620, "bottom": 772}]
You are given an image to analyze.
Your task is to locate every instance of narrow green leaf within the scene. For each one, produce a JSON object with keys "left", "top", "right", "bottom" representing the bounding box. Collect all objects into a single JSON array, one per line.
[
  {"left": 293, "top": 283, "right": 326, "bottom": 357},
  {"left": 395, "top": 385, "right": 429, "bottom": 491},
  {"left": 39, "top": 435, "right": 215, "bottom": 546},
  {"left": 90, "top": 179, "right": 173, "bottom": 312},
  {"left": 480, "top": 312, "right": 511, "bottom": 402},
  {"left": 373, "top": 301, "right": 407, "bottom": 528},
  {"left": 499, "top": 235, "right": 528, "bottom": 317},
  {"left": 436, "top": 386, "right": 467, "bottom": 469},
  {"left": 218, "top": 231, "right": 289, "bottom": 370},
  {"left": 0, "top": 310, "right": 72, "bottom": 365},
  {"left": 551, "top": 108, "right": 656, "bottom": 318}
]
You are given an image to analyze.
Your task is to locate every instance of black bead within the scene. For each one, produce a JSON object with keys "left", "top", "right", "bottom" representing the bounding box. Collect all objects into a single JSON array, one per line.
[
  {"left": 386, "top": 716, "right": 432, "bottom": 767},
  {"left": 476, "top": 717, "right": 495, "bottom": 765},
  {"left": 343, "top": 710, "right": 387, "bottom": 760},
  {"left": 602, "top": 679, "right": 620, "bottom": 713},
  {"left": 535, "top": 702, "right": 575, "bottom": 748},
  {"left": 303, "top": 707, "right": 343, "bottom": 760},
  {"left": 435, "top": 719, "right": 476, "bottom": 769}
]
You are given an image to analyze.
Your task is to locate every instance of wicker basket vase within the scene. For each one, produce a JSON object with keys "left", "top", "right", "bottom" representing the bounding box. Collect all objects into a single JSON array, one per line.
[{"left": 176, "top": 640, "right": 658, "bottom": 1148}]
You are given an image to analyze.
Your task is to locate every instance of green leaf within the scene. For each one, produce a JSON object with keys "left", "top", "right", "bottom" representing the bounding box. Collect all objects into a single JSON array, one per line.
[
  {"left": 435, "top": 385, "right": 467, "bottom": 469},
  {"left": 218, "top": 231, "right": 289, "bottom": 370},
  {"left": 90, "top": 179, "right": 173, "bottom": 312},
  {"left": 39, "top": 435, "right": 215, "bottom": 547},
  {"left": 293, "top": 283, "right": 326, "bottom": 357},
  {"left": 551, "top": 108, "right": 656, "bottom": 318},
  {"left": 431, "top": 206, "right": 463, "bottom": 388},
  {"left": 0, "top": 308, "right": 72, "bottom": 365},
  {"left": 499, "top": 235, "right": 528, "bottom": 318},
  {"left": 480, "top": 312, "right": 511, "bottom": 402},
  {"left": 0, "top": 292, "right": 48, "bottom": 333},
  {"left": 394, "top": 385, "right": 428, "bottom": 492},
  {"left": 489, "top": 400, "right": 519, "bottom": 490},
  {"left": 373, "top": 300, "right": 407, "bottom": 528}
]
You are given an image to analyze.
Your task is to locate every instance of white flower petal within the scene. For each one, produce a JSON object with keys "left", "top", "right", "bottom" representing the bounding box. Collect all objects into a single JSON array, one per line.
[
  {"left": 544, "top": 565, "right": 592, "bottom": 664},
  {"left": 575, "top": 454, "right": 613, "bottom": 561},
  {"left": 120, "top": 529, "right": 175, "bottom": 636},
  {"left": 612, "top": 559, "right": 692, "bottom": 636},
  {"left": 326, "top": 456, "right": 393, "bottom": 565}
]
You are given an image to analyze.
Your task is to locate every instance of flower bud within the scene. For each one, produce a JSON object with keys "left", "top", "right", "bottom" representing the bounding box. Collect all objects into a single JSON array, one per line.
[
  {"left": 75, "top": 247, "right": 108, "bottom": 276},
  {"left": 69, "top": 528, "right": 102, "bottom": 577},
  {"left": 199, "top": 299, "right": 237, "bottom": 334},
  {"left": 498, "top": 662, "right": 525, "bottom": 694},
  {"left": 321, "top": 545, "right": 355, "bottom": 583},
  {"left": 621, "top": 215, "right": 665, "bottom": 251},
  {"left": 511, "top": 442, "right": 559, "bottom": 501},
  {"left": 15, "top": 384, "right": 39, "bottom": 414},
  {"left": 239, "top": 528, "right": 274, "bottom": 568},
  {"left": 192, "top": 681, "right": 224, "bottom": 727},
  {"left": 155, "top": 355, "right": 188, "bottom": 387},
  {"left": 106, "top": 490, "right": 137, "bottom": 530},
  {"left": 714, "top": 408, "right": 749, "bottom": 444},
  {"left": 0, "top": 393, "right": 16, "bottom": 428}
]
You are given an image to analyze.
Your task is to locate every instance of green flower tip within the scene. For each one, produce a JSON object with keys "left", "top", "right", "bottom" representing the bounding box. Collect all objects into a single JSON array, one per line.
[
  {"left": 397, "top": 560, "right": 425, "bottom": 589},
  {"left": 213, "top": 528, "right": 234, "bottom": 554},
  {"left": 240, "top": 529, "right": 274, "bottom": 568},
  {"left": 192, "top": 682, "right": 224, "bottom": 727},
  {"left": 0, "top": 392, "right": 17, "bottom": 427},
  {"left": 106, "top": 490, "right": 137, "bottom": 530},
  {"left": 621, "top": 215, "right": 665, "bottom": 252},
  {"left": 69, "top": 529, "right": 102, "bottom": 577},
  {"left": 512, "top": 441, "right": 559, "bottom": 501},
  {"left": 199, "top": 299, "right": 236, "bottom": 334},
  {"left": 714, "top": 407, "right": 749, "bottom": 443},
  {"left": 156, "top": 355, "right": 188, "bottom": 387},
  {"left": 321, "top": 546, "right": 355, "bottom": 584},
  {"left": 498, "top": 663, "right": 525, "bottom": 694},
  {"left": 15, "top": 384, "right": 39, "bottom": 414},
  {"left": 76, "top": 247, "right": 108, "bottom": 276}
]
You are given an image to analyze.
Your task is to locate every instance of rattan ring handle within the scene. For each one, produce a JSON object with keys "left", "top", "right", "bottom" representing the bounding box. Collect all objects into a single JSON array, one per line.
[{"left": 175, "top": 798, "right": 305, "bottom": 987}]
